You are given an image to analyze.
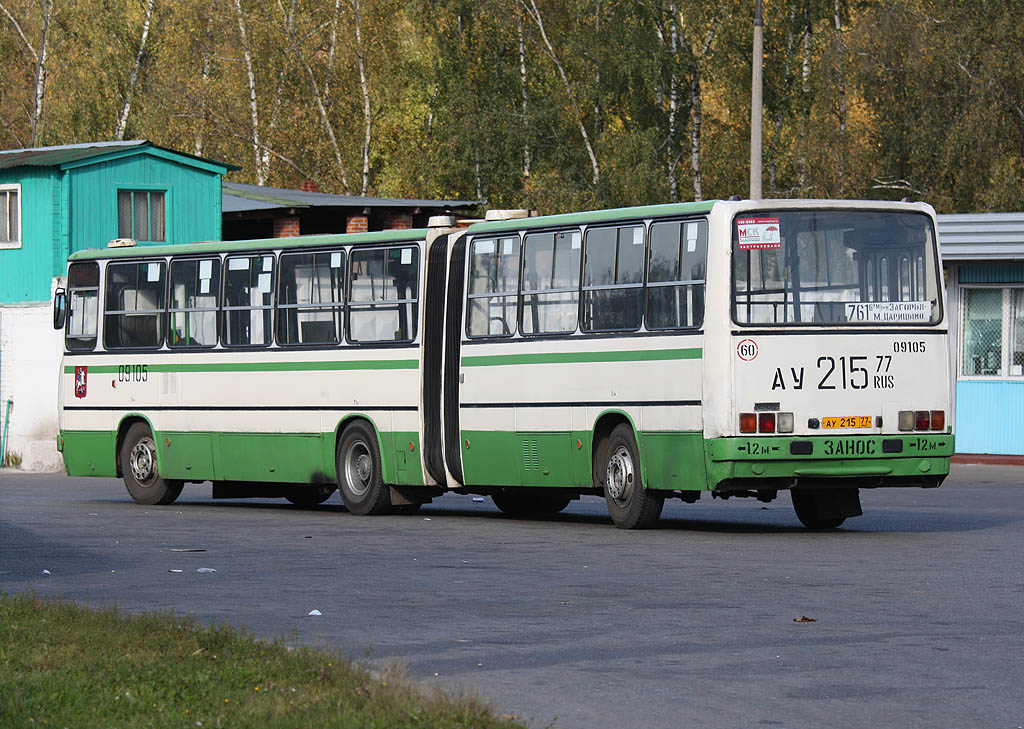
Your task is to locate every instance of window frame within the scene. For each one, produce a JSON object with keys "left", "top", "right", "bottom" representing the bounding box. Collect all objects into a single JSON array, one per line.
[
  {"left": 959, "top": 284, "right": 1024, "bottom": 380},
  {"left": 466, "top": 233, "right": 522, "bottom": 339},
  {"left": 645, "top": 217, "right": 708, "bottom": 331},
  {"left": 276, "top": 247, "right": 347, "bottom": 347},
  {"left": 221, "top": 252, "right": 277, "bottom": 349},
  {"left": 116, "top": 187, "right": 168, "bottom": 243},
  {"left": 0, "top": 183, "right": 22, "bottom": 249},
  {"left": 519, "top": 228, "right": 582, "bottom": 337},
  {"left": 345, "top": 243, "right": 421, "bottom": 345},
  {"left": 103, "top": 258, "right": 167, "bottom": 351},
  {"left": 167, "top": 255, "right": 222, "bottom": 349},
  {"left": 65, "top": 261, "right": 100, "bottom": 351},
  {"left": 581, "top": 222, "right": 646, "bottom": 333},
  {"left": 730, "top": 208, "right": 943, "bottom": 327}
]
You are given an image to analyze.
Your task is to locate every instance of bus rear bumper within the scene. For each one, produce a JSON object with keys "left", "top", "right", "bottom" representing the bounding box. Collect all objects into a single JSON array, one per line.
[{"left": 705, "top": 434, "right": 953, "bottom": 492}]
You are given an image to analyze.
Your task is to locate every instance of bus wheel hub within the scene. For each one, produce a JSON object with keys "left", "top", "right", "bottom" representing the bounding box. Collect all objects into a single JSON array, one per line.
[
  {"left": 129, "top": 440, "right": 155, "bottom": 483},
  {"left": 606, "top": 446, "right": 634, "bottom": 501}
]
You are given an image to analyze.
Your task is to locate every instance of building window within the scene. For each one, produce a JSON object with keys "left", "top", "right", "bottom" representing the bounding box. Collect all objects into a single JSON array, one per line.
[
  {"left": 118, "top": 190, "right": 165, "bottom": 242},
  {"left": 0, "top": 184, "right": 20, "bottom": 249},
  {"left": 961, "top": 286, "right": 1024, "bottom": 377}
]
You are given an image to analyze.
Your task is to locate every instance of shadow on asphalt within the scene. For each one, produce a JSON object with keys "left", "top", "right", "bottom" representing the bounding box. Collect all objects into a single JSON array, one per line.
[{"left": 113, "top": 495, "right": 1023, "bottom": 536}]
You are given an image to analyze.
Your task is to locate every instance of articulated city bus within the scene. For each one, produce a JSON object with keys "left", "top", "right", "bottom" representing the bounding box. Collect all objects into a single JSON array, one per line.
[{"left": 54, "top": 199, "right": 953, "bottom": 529}]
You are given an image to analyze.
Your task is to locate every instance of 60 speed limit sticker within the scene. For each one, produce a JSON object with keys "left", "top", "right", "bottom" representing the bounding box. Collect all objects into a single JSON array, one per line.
[{"left": 737, "top": 339, "right": 758, "bottom": 361}]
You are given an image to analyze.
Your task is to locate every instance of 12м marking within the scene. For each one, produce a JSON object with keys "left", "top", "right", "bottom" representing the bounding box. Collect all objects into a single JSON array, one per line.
[{"left": 771, "top": 356, "right": 894, "bottom": 390}]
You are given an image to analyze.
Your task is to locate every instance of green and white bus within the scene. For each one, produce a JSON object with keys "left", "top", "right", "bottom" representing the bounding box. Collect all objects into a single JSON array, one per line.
[{"left": 54, "top": 199, "right": 953, "bottom": 529}]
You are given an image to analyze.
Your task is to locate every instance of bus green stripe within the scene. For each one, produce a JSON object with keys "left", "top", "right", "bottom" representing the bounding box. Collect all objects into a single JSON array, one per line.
[
  {"left": 461, "top": 347, "right": 701, "bottom": 367},
  {"left": 64, "top": 359, "right": 418, "bottom": 374}
]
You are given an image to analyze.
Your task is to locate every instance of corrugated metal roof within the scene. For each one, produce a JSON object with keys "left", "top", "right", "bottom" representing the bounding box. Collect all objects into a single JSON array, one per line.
[
  {"left": 222, "top": 181, "right": 479, "bottom": 213},
  {"left": 0, "top": 140, "right": 238, "bottom": 172},
  {"left": 938, "top": 212, "right": 1024, "bottom": 261}
]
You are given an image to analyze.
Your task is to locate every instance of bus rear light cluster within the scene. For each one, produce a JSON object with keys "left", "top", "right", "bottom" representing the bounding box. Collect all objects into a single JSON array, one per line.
[
  {"left": 898, "top": 410, "right": 945, "bottom": 431},
  {"left": 740, "top": 412, "right": 794, "bottom": 434}
]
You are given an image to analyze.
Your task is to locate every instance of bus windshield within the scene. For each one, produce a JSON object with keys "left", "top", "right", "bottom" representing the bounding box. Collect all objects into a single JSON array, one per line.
[{"left": 732, "top": 210, "right": 941, "bottom": 326}]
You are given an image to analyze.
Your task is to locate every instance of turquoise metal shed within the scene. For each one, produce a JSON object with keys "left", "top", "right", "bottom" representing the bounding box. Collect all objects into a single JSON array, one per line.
[
  {"left": 0, "top": 140, "right": 238, "bottom": 304},
  {"left": 938, "top": 213, "right": 1024, "bottom": 456}
]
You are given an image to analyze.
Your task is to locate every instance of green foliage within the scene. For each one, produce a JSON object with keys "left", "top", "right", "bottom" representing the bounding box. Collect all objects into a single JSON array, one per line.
[
  {"left": 0, "top": 0, "right": 1019, "bottom": 212},
  {"left": 0, "top": 593, "right": 526, "bottom": 728}
]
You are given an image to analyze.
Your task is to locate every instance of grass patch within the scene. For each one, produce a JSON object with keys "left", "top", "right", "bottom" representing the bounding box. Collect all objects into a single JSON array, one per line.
[{"left": 0, "top": 594, "right": 528, "bottom": 728}]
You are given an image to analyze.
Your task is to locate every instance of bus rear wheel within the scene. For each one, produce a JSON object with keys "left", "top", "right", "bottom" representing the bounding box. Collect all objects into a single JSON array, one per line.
[
  {"left": 120, "top": 422, "right": 183, "bottom": 506},
  {"left": 491, "top": 489, "right": 572, "bottom": 518},
  {"left": 601, "top": 424, "right": 663, "bottom": 529},
  {"left": 336, "top": 422, "right": 391, "bottom": 515}
]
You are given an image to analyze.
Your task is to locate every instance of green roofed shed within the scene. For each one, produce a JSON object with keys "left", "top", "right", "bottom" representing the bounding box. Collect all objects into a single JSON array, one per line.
[{"left": 0, "top": 140, "right": 237, "bottom": 303}]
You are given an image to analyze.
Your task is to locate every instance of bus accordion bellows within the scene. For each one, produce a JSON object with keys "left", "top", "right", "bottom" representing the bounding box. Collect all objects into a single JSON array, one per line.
[{"left": 54, "top": 199, "right": 954, "bottom": 529}]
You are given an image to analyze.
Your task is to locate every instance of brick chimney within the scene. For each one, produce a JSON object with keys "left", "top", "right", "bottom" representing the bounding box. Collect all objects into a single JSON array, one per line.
[
  {"left": 346, "top": 215, "right": 369, "bottom": 233},
  {"left": 273, "top": 216, "right": 300, "bottom": 238},
  {"left": 299, "top": 180, "right": 321, "bottom": 193}
]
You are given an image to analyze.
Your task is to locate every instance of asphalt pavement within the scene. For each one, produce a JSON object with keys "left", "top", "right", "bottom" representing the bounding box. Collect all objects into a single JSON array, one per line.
[{"left": 2, "top": 464, "right": 1023, "bottom": 728}]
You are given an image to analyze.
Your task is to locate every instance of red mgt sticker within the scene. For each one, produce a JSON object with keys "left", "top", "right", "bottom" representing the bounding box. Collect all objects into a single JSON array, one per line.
[
  {"left": 737, "top": 217, "right": 782, "bottom": 249},
  {"left": 74, "top": 366, "right": 87, "bottom": 399}
]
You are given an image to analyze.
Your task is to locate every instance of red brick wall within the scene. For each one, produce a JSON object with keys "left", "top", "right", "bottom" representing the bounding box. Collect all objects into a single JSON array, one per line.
[
  {"left": 382, "top": 213, "right": 413, "bottom": 230},
  {"left": 346, "top": 215, "right": 369, "bottom": 233},
  {"left": 273, "top": 217, "right": 300, "bottom": 238}
]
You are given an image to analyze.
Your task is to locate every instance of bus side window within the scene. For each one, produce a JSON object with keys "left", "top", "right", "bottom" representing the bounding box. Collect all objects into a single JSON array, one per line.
[
  {"left": 168, "top": 257, "right": 220, "bottom": 348},
  {"left": 521, "top": 230, "right": 580, "bottom": 335},
  {"left": 647, "top": 219, "right": 706, "bottom": 329},
  {"left": 278, "top": 250, "right": 344, "bottom": 345},
  {"left": 348, "top": 245, "right": 419, "bottom": 342},
  {"left": 582, "top": 224, "right": 643, "bottom": 332},
  {"left": 104, "top": 260, "right": 166, "bottom": 349},
  {"left": 467, "top": 236, "right": 519, "bottom": 337},
  {"left": 223, "top": 254, "right": 275, "bottom": 347},
  {"left": 66, "top": 261, "right": 99, "bottom": 351}
]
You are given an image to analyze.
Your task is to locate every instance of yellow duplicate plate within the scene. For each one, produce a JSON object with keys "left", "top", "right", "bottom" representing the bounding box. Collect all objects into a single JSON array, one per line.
[{"left": 822, "top": 416, "right": 872, "bottom": 429}]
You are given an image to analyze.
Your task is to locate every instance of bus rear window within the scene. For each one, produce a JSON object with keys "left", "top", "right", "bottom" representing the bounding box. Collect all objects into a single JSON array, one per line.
[{"left": 732, "top": 210, "right": 941, "bottom": 326}]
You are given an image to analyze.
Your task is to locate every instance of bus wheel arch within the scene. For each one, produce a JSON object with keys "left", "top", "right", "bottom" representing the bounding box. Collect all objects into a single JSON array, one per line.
[
  {"left": 591, "top": 411, "right": 643, "bottom": 489},
  {"left": 114, "top": 415, "right": 155, "bottom": 478},
  {"left": 117, "top": 419, "right": 183, "bottom": 506},
  {"left": 335, "top": 417, "right": 392, "bottom": 515}
]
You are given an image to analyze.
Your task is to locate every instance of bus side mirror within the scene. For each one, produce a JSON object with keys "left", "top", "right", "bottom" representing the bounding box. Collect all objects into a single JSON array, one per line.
[{"left": 53, "top": 288, "right": 67, "bottom": 330}]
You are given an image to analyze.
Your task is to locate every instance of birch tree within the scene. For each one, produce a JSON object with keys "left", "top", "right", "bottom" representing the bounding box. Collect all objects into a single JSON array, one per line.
[
  {"left": 115, "top": 0, "right": 156, "bottom": 140},
  {"left": 0, "top": 0, "right": 55, "bottom": 145}
]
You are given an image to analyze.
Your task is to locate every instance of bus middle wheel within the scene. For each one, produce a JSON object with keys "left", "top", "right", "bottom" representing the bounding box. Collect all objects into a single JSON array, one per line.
[{"left": 336, "top": 421, "right": 391, "bottom": 515}]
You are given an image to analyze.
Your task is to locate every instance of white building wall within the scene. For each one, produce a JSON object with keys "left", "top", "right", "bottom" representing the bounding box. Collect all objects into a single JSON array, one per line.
[{"left": 0, "top": 290, "right": 65, "bottom": 471}]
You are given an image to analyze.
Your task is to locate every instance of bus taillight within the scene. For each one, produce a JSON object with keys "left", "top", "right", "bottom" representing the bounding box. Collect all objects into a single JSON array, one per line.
[
  {"left": 758, "top": 413, "right": 775, "bottom": 433},
  {"left": 915, "top": 411, "right": 931, "bottom": 430},
  {"left": 740, "top": 413, "right": 756, "bottom": 433},
  {"left": 930, "top": 410, "right": 945, "bottom": 431}
]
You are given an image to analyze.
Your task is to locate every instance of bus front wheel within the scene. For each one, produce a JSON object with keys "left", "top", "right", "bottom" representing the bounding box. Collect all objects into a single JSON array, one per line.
[
  {"left": 336, "top": 422, "right": 391, "bottom": 515},
  {"left": 791, "top": 488, "right": 858, "bottom": 530},
  {"left": 120, "top": 423, "right": 183, "bottom": 506},
  {"left": 601, "top": 424, "right": 663, "bottom": 529},
  {"left": 285, "top": 484, "right": 337, "bottom": 506},
  {"left": 492, "top": 489, "right": 571, "bottom": 518}
]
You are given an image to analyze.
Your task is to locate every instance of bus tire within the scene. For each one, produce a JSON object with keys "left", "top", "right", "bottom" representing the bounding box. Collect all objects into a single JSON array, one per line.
[
  {"left": 791, "top": 489, "right": 847, "bottom": 530},
  {"left": 120, "top": 422, "right": 183, "bottom": 506},
  {"left": 602, "top": 424, "right": 663, "bottom": 529},
  {"left": 285, "top": 484, "right": 337, "bottom": 506},
  {"left": 492, "top": 489, "right": 571, "bottom": 518},
  {"left": 336, "top": 422, "right": 391, "bottom": 515}
]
